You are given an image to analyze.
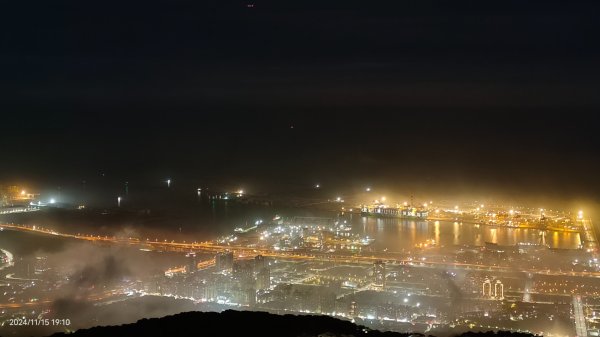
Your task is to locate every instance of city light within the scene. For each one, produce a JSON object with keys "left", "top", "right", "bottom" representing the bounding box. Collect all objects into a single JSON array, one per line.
[
  {"left": 166, "top": 179, "right": 171, "bottom": 187},
  {"left": 381, "top": 196, "right": 386, "bottom": 202},
  {"left": 366, "top": 187, "right": 371, "bottom": 192},
  {"left": 20, "top": 190, "right": 26, "bottom": 195},
  {"left": 315, "top": 184, "right": 320, "bottom": 188},
  {"left": 49, "top": 198, "right": 55, "bottom": 204},
  {"left": 578, "top": 210, "right": 584, "bottom": 219},
  {"left": 2, "top": 192, "right": 597, "bottom": 337}
]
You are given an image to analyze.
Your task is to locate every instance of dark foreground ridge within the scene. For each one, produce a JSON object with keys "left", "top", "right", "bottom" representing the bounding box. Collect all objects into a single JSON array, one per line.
[{"left": 48, "top": 310, "right": 536, "bottom": 337}]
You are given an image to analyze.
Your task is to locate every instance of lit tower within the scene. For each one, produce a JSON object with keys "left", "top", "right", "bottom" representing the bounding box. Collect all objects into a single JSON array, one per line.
[
  {"left": 349, "top": 301, "right": 358, "bottom": 317},
  {"left": 482, "top": 278, "right": 492, "bottom": 298},
  {"left": 494, "top": 280, "right": 504, "bottom": 300},
  {"left": 373, "top": 260, "right": 386, "bottom": 289}
]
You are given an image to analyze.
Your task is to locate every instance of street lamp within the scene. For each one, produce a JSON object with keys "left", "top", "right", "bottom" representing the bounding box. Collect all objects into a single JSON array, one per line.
[{"left": 117, "top": 196, "right": 122, "bottom": 207}]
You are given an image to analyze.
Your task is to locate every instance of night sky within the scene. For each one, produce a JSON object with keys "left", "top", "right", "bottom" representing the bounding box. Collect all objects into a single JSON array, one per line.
[{"left": 1, "top": 1, "right": 599, "bottom": 200}]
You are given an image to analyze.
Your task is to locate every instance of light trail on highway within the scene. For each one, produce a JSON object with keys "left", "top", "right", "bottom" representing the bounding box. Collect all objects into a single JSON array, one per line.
[{"left": 2, "top": 222, "right": 600, "bottom": 279}]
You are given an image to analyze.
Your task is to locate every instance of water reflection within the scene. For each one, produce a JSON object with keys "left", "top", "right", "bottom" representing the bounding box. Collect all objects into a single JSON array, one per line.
[{"left": 351, "top": 216, "right": 581, "bottom": 251}]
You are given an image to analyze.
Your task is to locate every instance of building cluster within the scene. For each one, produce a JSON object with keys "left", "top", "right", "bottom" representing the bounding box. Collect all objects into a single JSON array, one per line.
[{"left": 0, "top": 185, "right": 35, "bottom": 206}]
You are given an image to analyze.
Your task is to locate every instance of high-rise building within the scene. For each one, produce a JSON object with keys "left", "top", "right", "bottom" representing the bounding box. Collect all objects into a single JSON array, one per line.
[
  {"left": 256, "top": 267, "right": 270, "bottom": 290},
  {"left": 482, "top": 278, "right": 492, "bottom": 297},
  {"left": 215, "top": 251, "right": 233, "bottom": 272},
  {"left": 349, "top": 301, "right": 358, "bottom": 317},
  {"left": 254, "top": 255, "right": 266, "bottom": 271},
  {"left": 373, "top": 260, "right": 386, "bottom": 288},
  {"left": 494, "top": 280, "right": 504, "bottom": 300},
  {"left": 186, "top": 252, "right": 197, "bottom": 274},
  {"left": 482, "top": 278, "right": 503, "bottom": 300}
]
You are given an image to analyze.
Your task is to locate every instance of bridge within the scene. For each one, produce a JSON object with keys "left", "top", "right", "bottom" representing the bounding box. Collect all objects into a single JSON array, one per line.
[{"left": 3, "top": 223, "right": 600, "bottom": 280}]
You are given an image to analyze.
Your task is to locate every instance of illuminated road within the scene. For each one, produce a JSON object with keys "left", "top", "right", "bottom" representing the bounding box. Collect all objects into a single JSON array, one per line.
[
  {"left": 573, "top": 295, "right": 588, "bottom": 337},
  {"left": 581, "top": 218, "right": 598, "bottom": 254},
  {"left": 2, "top": 223, "right": 600, "bottom": 279}
]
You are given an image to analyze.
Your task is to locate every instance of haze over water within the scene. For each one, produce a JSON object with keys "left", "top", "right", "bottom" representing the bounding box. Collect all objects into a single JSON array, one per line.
[{"left": 2, "top": 185, "right": 582, "bottom": 251}]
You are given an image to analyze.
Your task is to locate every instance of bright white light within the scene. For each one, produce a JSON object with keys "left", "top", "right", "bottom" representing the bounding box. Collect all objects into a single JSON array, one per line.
[
  {"left": 336, "top": 197, "right": 341, "bottom": 202},
  {"left": 166, "top": 179, "right": 171, "bottom": 187},
  {"left": 49, "top": 198, "right": 56, "bottom": 204},
  {"left": 21, "top": 190, "right": 26, "bottom": 195},
  {"left": 381, "top": 196, "right": 386, "bottom": 202},
  {"left": 423, "top": 203, "right": 428, "bottom": 207},
  {"left": 366, "top": 187, "right": 371, "bottom": 192},
  {"left": 403, "top": 298, "right": 408, "bottom": 303},
  {"left": 578, "top": 210, "right": 584, "bottom": 219},
  {"left": 238, "top": 190, "right": 244, "bottom": 195},
  {"left": 509, "top": 209, "right": 514, "bottom": 215},
  {"left": 454, "top": 205, "right": 459, "bottom": 210}
]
